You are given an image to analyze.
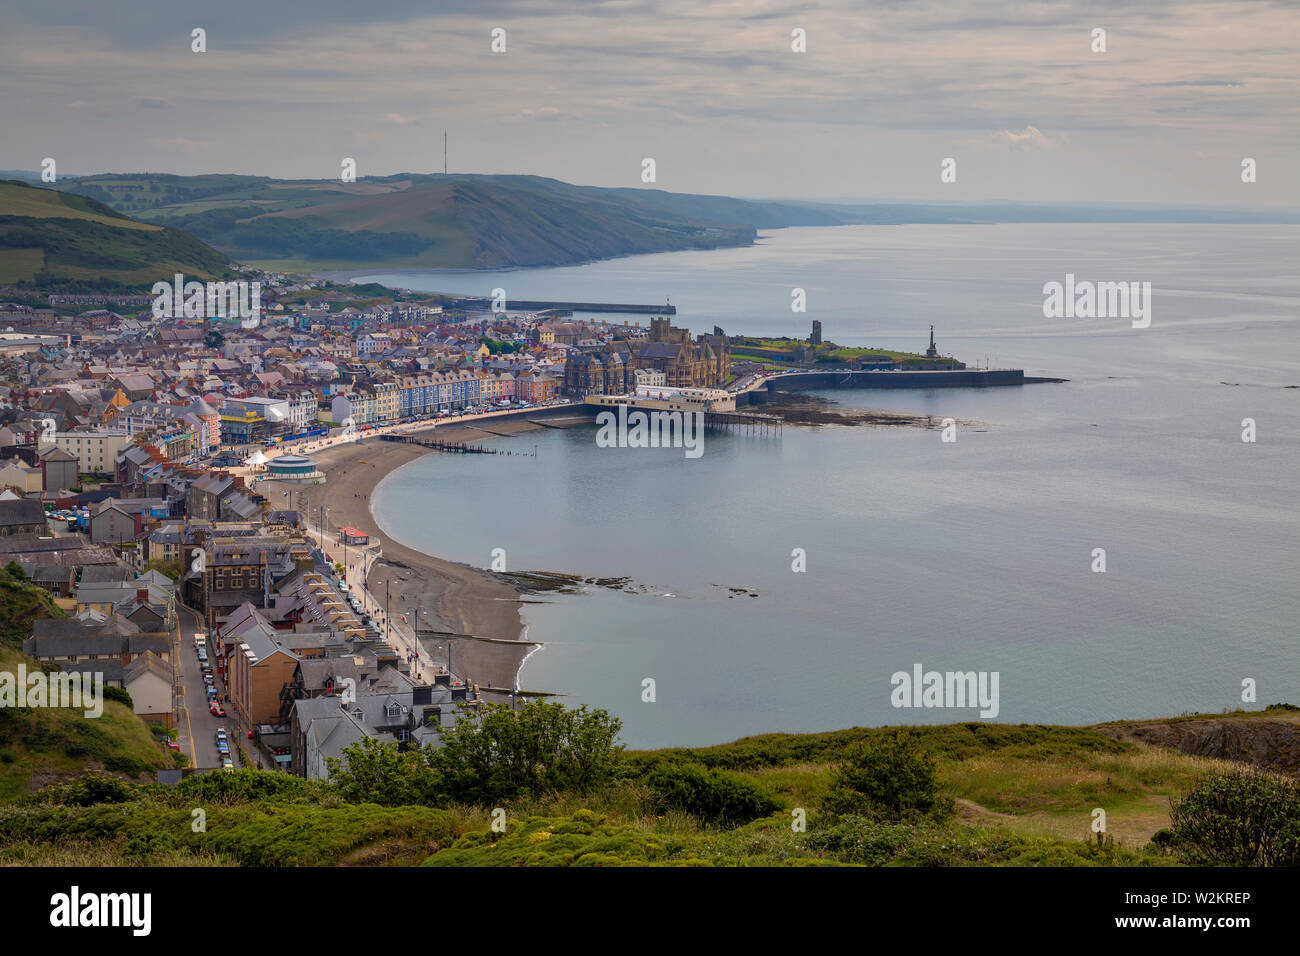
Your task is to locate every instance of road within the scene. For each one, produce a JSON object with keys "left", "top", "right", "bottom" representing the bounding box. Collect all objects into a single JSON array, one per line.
[
  {"left": 174, "top": 601, "right": 244, "bottom": 770},
  {"left": 272, "top": 483, "right": 453, "bottom": 686}
]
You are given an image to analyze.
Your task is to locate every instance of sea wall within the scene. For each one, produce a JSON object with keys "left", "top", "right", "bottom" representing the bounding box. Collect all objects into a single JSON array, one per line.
[{"left": 762, "top": 368, "right": 1025, "bottom": 392}]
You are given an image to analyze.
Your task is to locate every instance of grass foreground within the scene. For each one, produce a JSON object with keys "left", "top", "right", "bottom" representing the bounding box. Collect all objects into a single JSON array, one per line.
[{"left": 3, "top": 716, "right": 1291, "bottom": 867}]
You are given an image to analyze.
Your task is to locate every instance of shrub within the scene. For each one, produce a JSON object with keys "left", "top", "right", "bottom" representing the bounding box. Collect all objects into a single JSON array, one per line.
[
  {"left": 165, "top": 767, "right": 328, "bottom": 806},
  {"left": 1168, "top": 770, "right": 1300, "bottom": 866},
  {"left": 645, "top": 761, "right": 781, "bottom": 827},
  {"left": 428, "top": 702, "right": 624, "bottom": 804},
  {"left": 327, "top": 737, "right": 439, "bottom": 807},
  {"left": 101, "top": 685, "right": 133, "bottom": 709},
  {"left": 103, "top": 755, "right": 154, "bottom": 777},
  {"left": 43, "top": 772, "right": 136, "bottom": 807},
  {"left": 823, "top": 731, "right": 953, "bottom": 822}
]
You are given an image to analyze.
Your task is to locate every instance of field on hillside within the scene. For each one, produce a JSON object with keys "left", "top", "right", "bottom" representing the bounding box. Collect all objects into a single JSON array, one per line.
[
  {"left": 57, "top": 173, "right": 824, "bottom": 270},
  {"left": 0, "top": 181, "right": 230, "bottom": 288},
  {"left": 2, "top": 716, "right": 1280, "bottom": 867}
]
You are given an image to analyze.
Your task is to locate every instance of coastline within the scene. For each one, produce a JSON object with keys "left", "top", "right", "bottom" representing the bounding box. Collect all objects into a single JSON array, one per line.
[{"left": 304, "top": 425, "right": 545, "bottom": 694}]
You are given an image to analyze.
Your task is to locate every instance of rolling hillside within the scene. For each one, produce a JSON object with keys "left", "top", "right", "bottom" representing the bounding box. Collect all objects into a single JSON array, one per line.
[
  {"left": 0, "top": 711, "right": 1294, "bottom": 866},
  {"left": 0, "top": 180, "right": 230, "bottom": 289},
  {"left": 0, "top": 569, "right": 172, "bottom": 798},
  {"left": 59, "top": 173, "right": 838, "bottom": 271}
]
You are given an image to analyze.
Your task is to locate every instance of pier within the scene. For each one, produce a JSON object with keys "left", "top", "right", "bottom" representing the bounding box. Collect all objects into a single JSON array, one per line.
[
  {"left": 703, "top": 410, "right": 783, "bottom": 436},
  {"left": 381, "top": 434, "right": 500, "bottom": 454}
]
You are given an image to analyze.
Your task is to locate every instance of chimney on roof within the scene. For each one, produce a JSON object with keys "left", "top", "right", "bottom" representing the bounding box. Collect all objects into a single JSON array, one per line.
[{"left": 136, "top": 588, "right": 148, "bottom": 603}]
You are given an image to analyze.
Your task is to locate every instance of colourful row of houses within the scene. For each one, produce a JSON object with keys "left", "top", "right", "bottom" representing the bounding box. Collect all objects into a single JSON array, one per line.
[{"left": 330, "top": 368, "right": 559, "bottom": 425}]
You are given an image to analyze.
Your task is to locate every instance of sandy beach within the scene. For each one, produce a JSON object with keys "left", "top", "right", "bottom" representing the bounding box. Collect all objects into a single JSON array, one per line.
[{"left": 292, "top": 425, "right": 546, "bottom": 694}]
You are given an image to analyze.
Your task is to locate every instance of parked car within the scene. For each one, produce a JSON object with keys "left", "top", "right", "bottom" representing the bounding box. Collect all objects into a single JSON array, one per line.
[
  {"left": 206, "top": 687, "right": 218, "bottom": 702},
  {"left": 208, "top": 702, "right": 226, "bottom": 717},
  {"left": 221, "top": 758, "right": 234, "bottom": 772}
]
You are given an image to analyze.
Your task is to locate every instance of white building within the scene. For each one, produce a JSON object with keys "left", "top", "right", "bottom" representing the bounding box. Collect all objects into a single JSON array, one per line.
[
  {"left": 54, "top": 430, "right": 130, "bottom": 474},
  {"left": 356, "top": 332, "right": 393, "bottom": 358}
]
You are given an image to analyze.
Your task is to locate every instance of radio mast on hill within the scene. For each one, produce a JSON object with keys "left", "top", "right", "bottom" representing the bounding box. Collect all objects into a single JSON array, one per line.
[{"left": 444, "top": 131, "right": 447, "bottom": 175}]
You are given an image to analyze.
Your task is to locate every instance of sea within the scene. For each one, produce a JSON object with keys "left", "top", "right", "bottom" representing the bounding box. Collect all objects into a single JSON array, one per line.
[{"left": 361, "top": 223, "right": 1300, "bottom": 749}]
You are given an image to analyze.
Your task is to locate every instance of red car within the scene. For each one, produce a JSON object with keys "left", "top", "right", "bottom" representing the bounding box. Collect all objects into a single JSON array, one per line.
[{"left": 209, "top": 702, "right": 227, "bottom": 717}]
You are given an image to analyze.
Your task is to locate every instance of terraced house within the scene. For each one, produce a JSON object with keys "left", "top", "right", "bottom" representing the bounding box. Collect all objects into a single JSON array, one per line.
[
  {"left": 330, "top": 389, "right": 378, "bottom": 426},
  {"left": 398, "top": 373, "right": 437, "bottom": 417}
]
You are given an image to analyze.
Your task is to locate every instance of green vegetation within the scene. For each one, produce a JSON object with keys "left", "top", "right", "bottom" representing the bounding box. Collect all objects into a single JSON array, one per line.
[
  {"left": 0, "top": 180, "right": 229, "bottom": 289},
  {"left": 645, "top": 762, "right": 780, "bottom": 826},
  {"left": 0, "top": 561, "right": 66, "bottom": 650},
  {"left": 479, "top": 336, "right": 524, "bottom": 354},
  {"left": 327, "top": 702, "right": 624, "bottom": 806},
  {"left": 142, "top": 558, "right": 183, "bottom": 581},
  {"left": 1168, "top": 769, "right": 1299, "bottom": 866},
  {"left": 0, "top": 573, "right": 170, "bottom": 798},
  {"left": 0, "top": 644, "right": 170, "bottom": 800},
  {"left": 4, "top": 699, "right": 1291, "bottom": 866},
  {"left": 55, "top": 173, "right": 832, "bottom": 270},
  {"left": 823, "top": 731, "right": 954, "bottom": 822},
  {"left": 730, "top": 335, "right": 959, "bottom": 368}
]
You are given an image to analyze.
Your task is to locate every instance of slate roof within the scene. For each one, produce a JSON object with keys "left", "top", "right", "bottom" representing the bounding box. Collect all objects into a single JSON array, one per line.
[{"left": 0, "top": 498, "right": 45, "bottom": 528}]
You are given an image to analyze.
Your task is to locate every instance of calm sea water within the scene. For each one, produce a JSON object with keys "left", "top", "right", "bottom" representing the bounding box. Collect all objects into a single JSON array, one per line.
[{"left": 365, "top": 225, "right": 1300, "bottom": 749}]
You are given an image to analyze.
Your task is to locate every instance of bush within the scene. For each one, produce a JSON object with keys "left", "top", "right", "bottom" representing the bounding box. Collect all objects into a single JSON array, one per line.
[
  {"left": 1169, "top": 770, "right": 1300, "bottom": 866},
  {"left": 428, "top": 702, "right": 625, "bottom": 804},
  {"left": 101, "top": 685, "right": 133, "bottom": 709},
  {"left": 823, "top": 731, "right": 953, "bottom": 822},
  {"left": 327, "top": 737, "right": 438, "bottom": 807},
  {"left": 165, "top": 767, "right": 328, "bottom": 806},
  {"left": 104, "top": 754, "right": 154, "bottom": 777},
  {"left": 41, "top": 772, "right": 136, "bottom": 807},
  {"left": 645, "top": 761, "right": 780, "bottom": 827}
]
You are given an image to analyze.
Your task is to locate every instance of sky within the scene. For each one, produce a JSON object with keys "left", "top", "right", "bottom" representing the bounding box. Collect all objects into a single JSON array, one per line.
[{"left": 1, "top": 0, "right": 1297, "bottom": 205}]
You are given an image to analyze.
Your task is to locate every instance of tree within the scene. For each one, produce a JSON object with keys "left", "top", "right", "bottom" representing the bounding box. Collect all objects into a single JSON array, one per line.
[
  {"left": 204, "top": 329, "right": 225, "bottom": 349},
  {"left": 142, "top": 558, "right": 183, "bottom": 581},
  {"left": 430, "top": 701, "right": 624, "bottom": 804},
  {"left": 823, "top": 731, "right": 952, "bottom": 822},
  {"left": 1169, "top": 770, "right": 1300, "bottom": 866},
  {"left": 326, "top": 735, "right": 437, "bottom": 806}
]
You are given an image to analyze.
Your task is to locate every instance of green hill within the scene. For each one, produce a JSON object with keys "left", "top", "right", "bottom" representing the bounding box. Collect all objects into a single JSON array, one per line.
[
  {"left": 58, "top": 173, "right": 839, "bottom": 271},
  {"left": 2, "top": 708, "right": 1295, "bottom": 866},
  {"left": 0, "top": 563, "right": 67, "bottom": 652},
  {"left": 0, "top": 179, "right": 230, "bottom": 289},
  {"left": 0, "top": 569, "right": 171, "bottom": 799}
]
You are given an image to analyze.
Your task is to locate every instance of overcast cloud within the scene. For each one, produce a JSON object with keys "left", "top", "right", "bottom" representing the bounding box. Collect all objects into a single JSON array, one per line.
[{"left": 1, "top": 0, "right": 1296, "bottom": 203}]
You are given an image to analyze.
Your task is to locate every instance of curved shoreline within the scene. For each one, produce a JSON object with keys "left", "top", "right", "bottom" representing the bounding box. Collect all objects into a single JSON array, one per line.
[{"left": 305, "top": 429, "right": 540, "bottom": 693}]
